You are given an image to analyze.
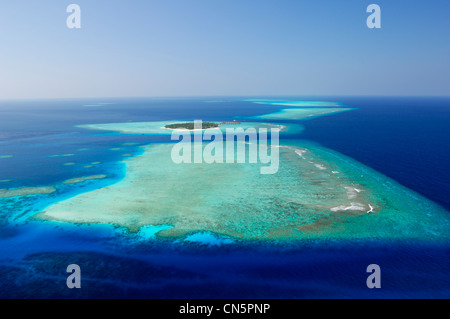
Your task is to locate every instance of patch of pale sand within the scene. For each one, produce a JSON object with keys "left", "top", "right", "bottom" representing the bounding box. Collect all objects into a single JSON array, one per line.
[
  {"left": 49, "top": 154, "right": 75, "bottom": 158},
  {"left": 63, "top": 162, "right": 76, "bottom": 166},
  {"left": 63, "top": 175, "right": 107, "bottom": 184},
  {"left": 314, "top": 163, "right": 326, "bottom": 170},
  {"left": 295, "top": 149, "right": 307, "bottom": 158},
  {"left": 0, "top": 186, "right": 56, "bottom": 198},
  {"left": 330, "top": 203, "right": 367, "bottom": 212}
]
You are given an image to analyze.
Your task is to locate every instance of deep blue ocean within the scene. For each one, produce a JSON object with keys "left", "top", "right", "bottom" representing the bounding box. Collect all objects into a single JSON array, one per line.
[{"left": 0, "top": 97, "right": 448, "bottom": 298}]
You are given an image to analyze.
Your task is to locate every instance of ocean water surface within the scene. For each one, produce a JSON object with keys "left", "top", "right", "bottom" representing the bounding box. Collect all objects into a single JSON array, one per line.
[{"left": 0, "top": 97, "right": 448, "bottom": 298}]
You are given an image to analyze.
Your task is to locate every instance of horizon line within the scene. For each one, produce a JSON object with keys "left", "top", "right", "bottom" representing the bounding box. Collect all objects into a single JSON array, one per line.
[{"left": 1, "top": 94, "right": 450, "bottom": 102}]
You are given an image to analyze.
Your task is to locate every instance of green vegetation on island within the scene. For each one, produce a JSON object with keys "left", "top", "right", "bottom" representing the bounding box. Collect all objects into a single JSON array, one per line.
[{"left": 165, "top": 122, "right": 219, "bottom": 130}]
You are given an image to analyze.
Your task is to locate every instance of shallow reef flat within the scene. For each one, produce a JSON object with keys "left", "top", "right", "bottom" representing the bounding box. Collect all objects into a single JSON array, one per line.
[
  {"left": 245, "top": 99, "right": 345, "bottom": 107},
  {"left": 243, "top": 99, "right": 354, "bottom": 120},
  {"left": 63, "top": 175, "right": 107, "bottom": 184},
  {"left": 0, "top": 187, "right": 56, "bottom": 199},
  {"left": 35, "top": 140, "right": 450, "bottom": 241},
  {"left": 254, "top": 107, "right": 354, "bottom": 120}
]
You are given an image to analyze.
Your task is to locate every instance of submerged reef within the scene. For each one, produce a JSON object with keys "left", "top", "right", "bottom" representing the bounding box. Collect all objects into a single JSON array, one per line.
[
  {"left": 36, "top": 139, "right": 450, "bottom": 240},
  {"left": 23, "top": 104, "right": 450, "bottom": 241},
  {"left": 0, "top": 187, "right": 56, "bottom": 199}
]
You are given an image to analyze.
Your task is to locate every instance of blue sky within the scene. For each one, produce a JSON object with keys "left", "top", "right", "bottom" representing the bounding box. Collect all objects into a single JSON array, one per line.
[{"left": 0, "top": 0, "right": 449, "bottom": 99}]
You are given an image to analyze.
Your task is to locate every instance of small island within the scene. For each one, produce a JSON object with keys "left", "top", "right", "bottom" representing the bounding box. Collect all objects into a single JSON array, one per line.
[{"left": 165, "top": 122, "right": 219, "bottom": 130}]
